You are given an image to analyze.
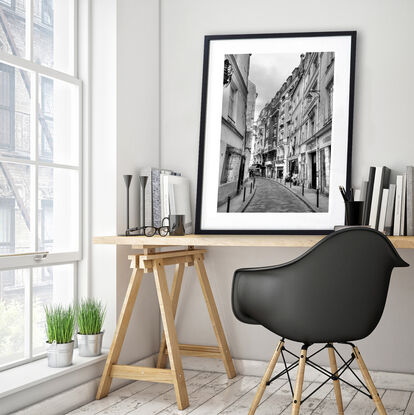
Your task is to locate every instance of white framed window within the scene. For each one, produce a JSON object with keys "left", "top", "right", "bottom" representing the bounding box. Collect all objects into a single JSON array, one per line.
[{"left": 0, "top": 0, "right": 81, "bottom": 371}]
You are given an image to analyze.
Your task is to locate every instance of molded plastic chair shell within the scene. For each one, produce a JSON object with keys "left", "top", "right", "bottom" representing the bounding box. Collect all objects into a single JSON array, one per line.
[{"left": 232, "top": 227, "right": 409, "bottom": 344}]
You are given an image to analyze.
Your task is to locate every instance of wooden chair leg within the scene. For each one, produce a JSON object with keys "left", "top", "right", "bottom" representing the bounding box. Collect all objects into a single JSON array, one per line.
[
  {"left": 328, "top": 344, "right": 344, "bottom": 414},
  {"left": 156, "top": 263, "right": 185, "bottom": 369},
  {"left": 291, "top": 347, "right": 307, "bottom": 415},
  {"left": 194, "top": 255, "right": 236, "bottom": 379},
  {"left": 153, "top": 260, "right": 189, "bottom": 410},
  {"left": 249, "top": 340, "right": 284, "bottom": 415},
  {"left": 96, "top": 268, "right": 144, "bottom": 399},
  {"left": 353, "top": 346, "right": 387, "bottom": 415}
]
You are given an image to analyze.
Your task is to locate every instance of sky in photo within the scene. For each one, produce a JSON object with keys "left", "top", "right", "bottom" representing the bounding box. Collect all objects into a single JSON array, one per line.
[{"left": 249, "top": 53, "right": 302, "bottom": 120}]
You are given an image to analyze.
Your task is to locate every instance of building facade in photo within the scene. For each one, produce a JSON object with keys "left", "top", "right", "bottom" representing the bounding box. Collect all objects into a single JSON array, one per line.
[
  {"left": 218, "top": 54, "right": 251, "bottom": 205},
  {"left": 250, "top": 52, "right": 334, "bottom": 196}
]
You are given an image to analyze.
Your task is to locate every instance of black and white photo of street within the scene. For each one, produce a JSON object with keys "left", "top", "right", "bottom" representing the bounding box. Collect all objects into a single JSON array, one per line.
[{"left": 217, "top": 52, "right": 334, "bottom": 213}]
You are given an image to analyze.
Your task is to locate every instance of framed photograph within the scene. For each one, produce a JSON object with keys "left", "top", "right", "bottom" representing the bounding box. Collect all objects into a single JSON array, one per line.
[{"left": 195, "top": 31, "right": 356, "bottom": 234}]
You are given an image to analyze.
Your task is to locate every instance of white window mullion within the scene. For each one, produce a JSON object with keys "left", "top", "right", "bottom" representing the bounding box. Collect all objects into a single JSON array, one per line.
[
  {"left": 24, "top": 268, "right": 33, "bottom": 359},
  {"left": 31, "top": 72, "right": 38, "bottom": 253},
  {"left": 25, "top": 0, "right": 33, "bottom": 61}
]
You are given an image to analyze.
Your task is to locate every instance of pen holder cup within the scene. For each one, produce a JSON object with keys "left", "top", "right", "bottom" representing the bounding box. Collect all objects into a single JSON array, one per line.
[{"left": 345, "top": 201, "right": 364, "bottom": 226}]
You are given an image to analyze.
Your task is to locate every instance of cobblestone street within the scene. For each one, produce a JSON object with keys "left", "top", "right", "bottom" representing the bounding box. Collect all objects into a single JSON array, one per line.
[{"left": 245, "top": 177, "right": 313, "bottom": 212}]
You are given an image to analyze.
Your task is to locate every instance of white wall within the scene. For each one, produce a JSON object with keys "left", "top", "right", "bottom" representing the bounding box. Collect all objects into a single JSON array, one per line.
[
  {"left": 160, "top": 0, "right": 414, "bottom": 373},
  {"left": 90, "top": 0, "right": 160, "bottom": 365}
]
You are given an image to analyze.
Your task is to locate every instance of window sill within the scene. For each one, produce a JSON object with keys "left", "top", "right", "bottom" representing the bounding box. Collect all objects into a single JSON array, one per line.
[{"left": 0, "top": 348, "right": 108, "bottom": 399}]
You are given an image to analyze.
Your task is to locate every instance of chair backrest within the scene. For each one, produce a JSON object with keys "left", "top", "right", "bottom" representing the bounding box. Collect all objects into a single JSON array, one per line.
[{"left": 232, "top": 227, "right": 409, "bottom": 344}]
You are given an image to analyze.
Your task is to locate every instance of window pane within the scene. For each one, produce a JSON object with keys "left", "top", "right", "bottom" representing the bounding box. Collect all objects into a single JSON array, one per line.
[
  {"left": 0, "top": 0, "right": 26, "bottom": 58},
  {"left": 0, "top": 63, "right": 31, "bottom": 159},
  {"left": 0, "top": 162, "right": 33, "bottom": 254},
  {"left": 32, "top": 264, "right": 73, "bottom": 356},
  {"left": 39, "top": 76, "right": 79, "bottom": 165},
  {"left": 33, "top": 0, "right": 74, "bottom": 74},
  {"left": 38, "top": 166, "right": 78, "bottom": 252},
  {"left": 0, "top": 268, "right": 27, "bottom": 367}
]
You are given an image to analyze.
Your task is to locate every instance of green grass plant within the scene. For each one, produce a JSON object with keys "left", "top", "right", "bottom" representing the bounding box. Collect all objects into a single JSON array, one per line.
[
  {"left": 77, "top": 298, "right": 106, "bottom": 335},
  {"left": 44, "top": 304, "right": 75, "bottom": 344}
]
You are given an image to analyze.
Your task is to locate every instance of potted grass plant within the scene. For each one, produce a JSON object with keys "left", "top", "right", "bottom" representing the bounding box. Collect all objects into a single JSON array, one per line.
[
  {"left": 77, "top": 298, "right": 106, "bottom": 357},
  {"left": 44, "top": 304, "right": 75, "bottom": 368}
]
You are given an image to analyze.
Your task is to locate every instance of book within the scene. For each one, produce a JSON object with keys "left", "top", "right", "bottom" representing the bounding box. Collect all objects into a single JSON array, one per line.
[
  {"left": 169, "top": 178, "right": 192, "bottom": 233},
  {"left": 394, "top": 175, "right": 403, "bottom": 236},
  {"left": 360, "top": 180, "right": 369, "bottom": 202},
  {"left": 384, "top": 184, "right": 396, "bottom": 236},
  {"left": 406, "top": 166, "right": 414, "bottom": 235},
  {"left": 400, "top": 173, "right": 407, "bottom": 235},
  {"left": 140, "top": 167, "right": 157, "bottom": 227},
  {"left": 153, "top": 169, "right": 178, "bottom": 227},
  {"left": 369, "top": 166, "right": 391, "bottom": 230},
  {"left": 363, "top": 167, "right": 376, "bottom": 225},
  {"left": 159, "top": 175, "right": 193, "bottom": 233},
  {"left": 378, "top": 189, "right": 389, "bottom": 233}
]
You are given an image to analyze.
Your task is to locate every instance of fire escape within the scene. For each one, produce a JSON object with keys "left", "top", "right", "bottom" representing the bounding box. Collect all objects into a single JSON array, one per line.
[{"left": 0, "top": 6, "right": 53, "bottom": 232}]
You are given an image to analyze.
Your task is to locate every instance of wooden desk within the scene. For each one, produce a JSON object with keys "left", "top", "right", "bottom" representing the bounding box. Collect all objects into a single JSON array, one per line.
[{"left": 93, "top": 234, "right": 414, "bottom": 410}]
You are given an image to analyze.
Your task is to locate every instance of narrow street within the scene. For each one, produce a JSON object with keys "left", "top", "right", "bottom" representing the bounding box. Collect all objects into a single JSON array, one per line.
[{"left": 245, "top": 177, "right": 312, "bottom": 212}]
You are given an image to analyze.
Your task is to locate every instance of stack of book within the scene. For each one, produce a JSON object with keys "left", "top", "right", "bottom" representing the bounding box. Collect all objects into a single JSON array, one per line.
[
  {"left": 355, "top": 166, "right": 414, "bottom": 236},
  {"left": 140, "top": 167, "right": 192, "bottom": 233}
]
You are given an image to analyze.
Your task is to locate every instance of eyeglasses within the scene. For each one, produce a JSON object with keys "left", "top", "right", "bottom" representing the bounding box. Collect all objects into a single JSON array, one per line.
[{"left": 126, "top": 223, "right": 170, "bottom": 237}]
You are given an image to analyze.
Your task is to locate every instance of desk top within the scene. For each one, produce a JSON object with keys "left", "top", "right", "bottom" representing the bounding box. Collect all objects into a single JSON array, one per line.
[{"left": 93, "top": 234, "right": 414, "bottom": 249}]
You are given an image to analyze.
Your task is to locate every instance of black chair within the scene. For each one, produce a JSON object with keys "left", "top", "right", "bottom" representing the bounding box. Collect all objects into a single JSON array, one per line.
[{"left": 232, "top": 227, "right": 409, "bottom": 415}]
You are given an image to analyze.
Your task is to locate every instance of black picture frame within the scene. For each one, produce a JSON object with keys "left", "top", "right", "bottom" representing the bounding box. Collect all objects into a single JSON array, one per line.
[{"left": 195, "top": 31, "right": 356, "bottom": 235}]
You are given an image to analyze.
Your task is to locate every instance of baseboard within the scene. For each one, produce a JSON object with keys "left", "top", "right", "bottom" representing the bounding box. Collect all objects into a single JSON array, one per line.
[
  {"left": 180, "top": 355, "right": 414, "bottom": 392},
  {"left": 12, "top": 354, "right": 157, "bottom": 415}
]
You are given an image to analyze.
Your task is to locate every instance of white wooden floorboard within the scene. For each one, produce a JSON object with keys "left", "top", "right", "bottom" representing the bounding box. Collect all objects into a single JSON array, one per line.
[
  {"left": 71, "top": 370, "right": 414, "bottom": 415},
  {"left": 189, "top": 375, "right": 259, "bottom": 415},
  {"left": 87, "top": 370, "right": 198, "bottom": 415},
  {"left": 404, "top": 392, "right": 414, "bottom": 415},
  {"left": 255, "top": 381, "right": 311, "bottom": 414},
  {"left": 280, "top": 382, "right": 333, "bottom": 415},
  {"left": 156, "top": 373, "right": 242, "bottom": 415},
  {"left": 344, "top": 388, "right": 385, "bottom": 415},
  {"left": 311, "top": 382, "right": 358, "bottom": 414},
  {"left": 126, "top": 371, "right": 220, "bottom": 415},
  {"left": 381, "top": 389, "right": 411, "bottom": 415},
  {"left": 66, "top": 380, "right": 154, "bottom": 414},
  {"left": 219, "top": 378, "right": 287, "bottom": 415}
]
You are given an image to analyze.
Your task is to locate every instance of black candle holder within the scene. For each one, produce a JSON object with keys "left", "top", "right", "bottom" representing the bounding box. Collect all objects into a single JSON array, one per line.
[{"left": 123, "top": 175, "right": 132, "bottom": 235}]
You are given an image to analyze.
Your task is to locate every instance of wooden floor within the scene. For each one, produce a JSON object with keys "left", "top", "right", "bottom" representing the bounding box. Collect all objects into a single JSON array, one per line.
[{"left": 69, "top": 370, "right": 414, "bottom": 415}]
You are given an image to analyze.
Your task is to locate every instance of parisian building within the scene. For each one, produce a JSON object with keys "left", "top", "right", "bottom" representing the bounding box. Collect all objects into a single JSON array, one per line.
[
  {"left": 250, "top": 52, "right": 334, "bottom": 196},
  {"left": 218, "top": 54, "right": 257, "bottom": 205}
]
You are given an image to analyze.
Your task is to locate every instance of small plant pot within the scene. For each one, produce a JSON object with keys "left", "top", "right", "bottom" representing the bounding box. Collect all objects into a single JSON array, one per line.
[
  {"left": 77, "top": 332, "right": 104, "bottom": 357},
  {"left": 47, "top": 340, "right": 74, "bottom": 368}
]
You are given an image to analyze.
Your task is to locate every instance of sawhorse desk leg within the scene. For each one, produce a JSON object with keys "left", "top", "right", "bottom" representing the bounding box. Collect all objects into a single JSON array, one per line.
[
  {"left": 96, "top": 248, "right": 235, "bottom": 410},
  {"left": 156, "top": 255, "right": 236, "bottom": 379}
]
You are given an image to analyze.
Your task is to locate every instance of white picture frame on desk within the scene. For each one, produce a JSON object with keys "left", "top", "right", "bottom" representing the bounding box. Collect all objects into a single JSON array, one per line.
[{"left": 195, "top": 31, "right": 356, "bottom": 234}]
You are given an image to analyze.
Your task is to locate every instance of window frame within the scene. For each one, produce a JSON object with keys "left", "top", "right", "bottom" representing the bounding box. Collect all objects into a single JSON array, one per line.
[{"left": 0, "top": 0, "right": 81, "bottom": 372}]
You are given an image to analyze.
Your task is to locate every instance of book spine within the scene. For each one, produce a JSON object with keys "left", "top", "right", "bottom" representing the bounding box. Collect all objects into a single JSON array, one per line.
[
  {"left": 378, "top": 189, "right": 389, "bottom": 233},
  {"left": 394, "top": 175, "right": 403, "bottom": 236},
  {"left": 407, "top": 166, "right": 414, "bottom": 235},
  {"left": 400, "top": 173, "right": 407, "bottom": 235},
  {"left": 384, "top": 184, "right": 396, "bottom": 236},
  {"left": 363, "top": 167, "right": 376, "bottom": 225},
  {"left": 369, "top": 167, "right": 381, "bottom": 229},
  {"left": 360, "top": 181, "right": 369, "bottom": 202},
  {"left": 152, "top": 169, "right": 161, "bottom": 227}
]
